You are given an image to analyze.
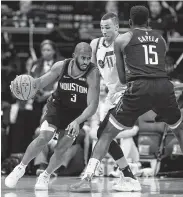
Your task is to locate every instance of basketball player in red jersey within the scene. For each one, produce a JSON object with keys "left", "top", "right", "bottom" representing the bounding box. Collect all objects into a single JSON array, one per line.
[
  {"left": 70, "top": 6, "right": 183, "bottom": 192},
  {"left": 5, "top": 42, "right": 100, "bottom": 190}
]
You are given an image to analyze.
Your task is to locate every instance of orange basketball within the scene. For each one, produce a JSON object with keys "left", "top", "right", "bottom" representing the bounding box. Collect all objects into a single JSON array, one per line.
[{"left": 12, "top": 75, "right": 38, "bottom": 100}]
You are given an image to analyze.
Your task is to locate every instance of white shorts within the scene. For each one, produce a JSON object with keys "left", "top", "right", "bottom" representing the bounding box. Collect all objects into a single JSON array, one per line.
[{"left": 100, "top": 90, "right": 125, "bottom": 121}]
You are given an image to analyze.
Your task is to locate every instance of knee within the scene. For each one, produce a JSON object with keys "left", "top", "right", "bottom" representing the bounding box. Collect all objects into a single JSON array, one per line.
[
  {"left": 37, "top": 131, "right": 54, "bottom": 145},
  {"left": 54, "top": 134, "right": 73, "bottom": 152},
  {"left": 173, "top": 127, "right": 183, "bottom": 138},
  {"left": 99, "top": 132, "right": 114, "bottom": 144},
  {"left": 97, "top": 122, "right": 105, "bottom": 139},
  {"left": 172, "top": 121, "right": 183, "bottom": 137},
  {"left": 97, "top": 127, "right": 102, "bottom": 139}
]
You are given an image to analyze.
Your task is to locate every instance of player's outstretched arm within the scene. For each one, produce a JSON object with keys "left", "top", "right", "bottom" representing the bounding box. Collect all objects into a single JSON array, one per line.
[
  {"left": 76, "top": 67, "right": 100, "bottom": 124},
  {"left": 35, "top": 61, "right": 64, "bottom": 90}
]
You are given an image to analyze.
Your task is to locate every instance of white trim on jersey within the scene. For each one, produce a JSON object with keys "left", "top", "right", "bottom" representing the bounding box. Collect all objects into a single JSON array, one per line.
[
  {"left": 168, "top": 113, "right": 183, "bottom": 129},
  {"left": 109, "top": 114, "right": 132, "bottom": 130}
]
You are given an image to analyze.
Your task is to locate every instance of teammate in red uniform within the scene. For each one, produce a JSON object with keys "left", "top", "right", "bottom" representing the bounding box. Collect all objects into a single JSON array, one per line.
[
  {"left": 5, "top": 42, "right": 100, "bottom": 190},
  {"left": 70, "top": 6, "right": 183, "bottom": 192}
]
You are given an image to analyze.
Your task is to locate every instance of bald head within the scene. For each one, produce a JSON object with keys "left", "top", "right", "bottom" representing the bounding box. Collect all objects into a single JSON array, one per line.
[
  {"left": 74, "top": 42, "right": 92, "bottom": 55},
  {"left": 73, "top": 42, "right": 92, "bottom": 71}
]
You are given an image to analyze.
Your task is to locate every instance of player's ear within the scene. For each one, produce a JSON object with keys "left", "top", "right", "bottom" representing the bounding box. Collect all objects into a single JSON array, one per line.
[
  {"left": 72, "top": 53, "right": 75, "bottom": 58},
  {"left": 115, "top": 24, "right": 119, "bottom": 31},
  {"left": 129, "top": 19, "right": 132, "bottom": 27}
]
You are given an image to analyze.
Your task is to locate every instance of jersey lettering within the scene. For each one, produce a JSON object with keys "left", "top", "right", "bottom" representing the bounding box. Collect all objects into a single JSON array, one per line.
[{"left": 59, "top": 82, "right": 88, "bottom": 94}]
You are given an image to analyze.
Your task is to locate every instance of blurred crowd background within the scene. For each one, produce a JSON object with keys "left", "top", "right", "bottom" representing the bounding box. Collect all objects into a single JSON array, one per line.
[{"left": 1, "top": 0, "right": 183, "bottom": 178}]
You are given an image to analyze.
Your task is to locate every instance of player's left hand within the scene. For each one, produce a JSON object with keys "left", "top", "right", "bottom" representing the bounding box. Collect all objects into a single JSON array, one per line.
[{"left": 66, "top": 120, "right": 80, "bottom": 138}]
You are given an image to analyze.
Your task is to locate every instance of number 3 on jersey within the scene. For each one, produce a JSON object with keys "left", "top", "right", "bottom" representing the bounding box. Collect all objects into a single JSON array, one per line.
[
  {"left": 71, "top": 93, "right": 77, "bottom": 102},
  {"left": 142, "top": 45, "right": 158, "bottom": 65}
]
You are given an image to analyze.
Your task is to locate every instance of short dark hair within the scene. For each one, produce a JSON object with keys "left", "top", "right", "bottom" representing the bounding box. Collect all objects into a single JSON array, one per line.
[
  {"left": 130, "top": 6, "right": 149, "bottom": 26},
  {"left": 101, "top": 12, "right": 119, "bottom": 25},
  {"left": 74, "top": 42, "right": 92, "bottom": 54}
]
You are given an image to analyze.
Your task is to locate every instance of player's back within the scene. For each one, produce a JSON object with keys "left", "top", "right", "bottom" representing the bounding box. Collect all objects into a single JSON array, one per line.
[{"left": 124, "top": 29, "right": 167, "bottom": 82}]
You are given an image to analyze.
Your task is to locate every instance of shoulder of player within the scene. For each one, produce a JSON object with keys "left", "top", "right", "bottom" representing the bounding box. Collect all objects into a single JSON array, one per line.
[
  {"left": 115, "top": 32, "right": 132, "bottom": 49},
  {"left": 90, "top": 38, "right": 100, "bottom": 46},
  {"left": 86, "top": 66, "right": 100, "bottom": 84},
  {"left": 151, "top": 30, "right": 167, "bottom": 48},
  {"left": 90, "top": 38, "right": 101, "bottom": 51}
]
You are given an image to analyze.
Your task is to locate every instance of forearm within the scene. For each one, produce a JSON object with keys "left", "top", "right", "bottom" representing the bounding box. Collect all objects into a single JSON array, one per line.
[
  {"left": 33, "top": 62, "right": 61, "bottom": 90},
  {"left": 34, "top": 77, "right": 55, "bottom": 91},
  {"left": 34, "top": 78, "right": 42, "bottom": 90},
  {"left": 84, "top": 133, "right": 90, "bottom": 164},
  {"left": 76, "top": 103, "right": 98, "bottom": 124}
]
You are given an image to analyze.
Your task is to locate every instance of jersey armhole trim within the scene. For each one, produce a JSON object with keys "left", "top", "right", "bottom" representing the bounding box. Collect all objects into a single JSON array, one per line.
[
  {"left": 86, "top": 66, "right": 98, "bottom": 85},
  {"left": 95, "top": 38, "right": 101, "bottom": 61},
  {"left": 123, "top": 31, "right": 133, "bottom": 51},
  {"left": 57, "top": 59, "right": 69, "bottom": 81}
]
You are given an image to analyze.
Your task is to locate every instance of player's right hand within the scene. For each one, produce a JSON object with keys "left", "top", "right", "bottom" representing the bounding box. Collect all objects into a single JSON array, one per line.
[
  {"left": 66, "top": 120, "right": 80, "bottom": 139},
  {"left": 9, "top": 79, "right": 17, "bottom": 98}
]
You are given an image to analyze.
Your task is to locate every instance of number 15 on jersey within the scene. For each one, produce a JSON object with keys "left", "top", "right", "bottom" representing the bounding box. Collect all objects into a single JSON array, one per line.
[{"left": 142, "top": 45, "right": 158, "bottom": 65}]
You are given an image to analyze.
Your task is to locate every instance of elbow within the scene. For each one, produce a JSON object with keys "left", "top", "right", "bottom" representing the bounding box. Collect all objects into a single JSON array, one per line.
[
  {"left": 91, "top": 102, "right": 98, "bottom": 116},
  {"left": 131, "top": 127, "right": 139, "bottom": 137},
  {"left": 119, "top": 72, "right": 126, "bottom": 84},
  {"left": 92, "top": 105, "right": 98, "bottom": 116},
  {"left": 119, "top": 77, "right": 126, "bottom": 85}
]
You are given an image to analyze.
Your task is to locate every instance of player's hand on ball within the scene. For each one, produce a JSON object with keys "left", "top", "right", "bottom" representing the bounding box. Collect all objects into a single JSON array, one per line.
[
  {"left": 10, "top": 81, "right": 15, "bottom": 95},
  {"left": 66, "top": 120, "right": 80, "bottom": 138}
]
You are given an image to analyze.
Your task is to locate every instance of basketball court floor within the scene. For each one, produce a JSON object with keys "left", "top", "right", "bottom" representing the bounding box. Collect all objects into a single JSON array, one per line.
[{"left": 1, "top": 176, "right": 183, "bottom": 197}]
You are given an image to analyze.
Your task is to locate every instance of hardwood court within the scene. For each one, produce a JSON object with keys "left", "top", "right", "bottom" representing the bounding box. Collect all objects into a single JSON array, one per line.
[{"left": 1, "top": 176, "right": 183, "bottom": 197}]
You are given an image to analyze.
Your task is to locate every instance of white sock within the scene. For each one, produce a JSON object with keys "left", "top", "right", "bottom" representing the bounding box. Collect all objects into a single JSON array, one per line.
[
  {"left": 82, "top": 158, "right": 100, "bottom": 180},
  {"left": 42, "top": 170, "right": 50, "bottom": 177},
  {"left": 20, "top": 162, "right": 27, "bottom": 169}
]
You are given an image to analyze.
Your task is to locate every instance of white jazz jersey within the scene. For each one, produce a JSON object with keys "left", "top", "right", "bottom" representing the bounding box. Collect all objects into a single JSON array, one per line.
[{"left": 96, "top": 37, "right": 126, "bottom": 120}]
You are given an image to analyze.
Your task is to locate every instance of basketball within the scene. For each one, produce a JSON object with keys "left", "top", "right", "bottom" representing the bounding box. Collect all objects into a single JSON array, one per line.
[{"left": 11, "top": 75, "right": 38, "bottom": 100}]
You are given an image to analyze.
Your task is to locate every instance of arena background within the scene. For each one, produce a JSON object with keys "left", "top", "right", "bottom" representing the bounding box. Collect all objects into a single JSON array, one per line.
[{"left": 1, "top": 0, "right": 183, "bottom": 178}]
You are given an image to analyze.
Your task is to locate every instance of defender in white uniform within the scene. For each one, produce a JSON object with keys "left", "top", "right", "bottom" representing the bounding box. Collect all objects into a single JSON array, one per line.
[{"left": 91, "top": 32, "right": 126, "bottom": 120}]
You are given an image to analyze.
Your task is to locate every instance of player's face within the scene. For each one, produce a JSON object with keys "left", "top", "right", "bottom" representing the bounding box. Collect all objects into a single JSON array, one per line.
[
  {"left": 75, "top": 53, "right": 91, "bottom": 71},
  {"left": 148, "top": 1, "right": 162, "bottom": 16},
  {"left": 41, "top": 44, "right": 55, "bottom": 61},
  {"left": 100, "top": 19, "right": 117, "bottom": 41}
]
